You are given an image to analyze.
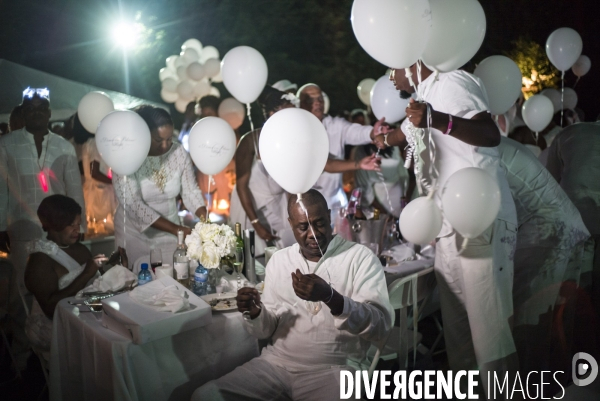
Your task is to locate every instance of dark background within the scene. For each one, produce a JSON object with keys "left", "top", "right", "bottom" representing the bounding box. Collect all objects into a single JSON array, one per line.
[{"left": 1, "top": 0, "right": 598, "bottom": 123}]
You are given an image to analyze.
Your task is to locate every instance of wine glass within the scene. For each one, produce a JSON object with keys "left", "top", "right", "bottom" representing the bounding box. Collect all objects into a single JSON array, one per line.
[{"left": 233, "top": 248, "right": 244, "bottom": 290}]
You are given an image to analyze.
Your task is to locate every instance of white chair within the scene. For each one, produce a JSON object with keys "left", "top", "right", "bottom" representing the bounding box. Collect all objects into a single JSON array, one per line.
[{"left": 367, "top": 267, "right": 437, "bottom": 370}]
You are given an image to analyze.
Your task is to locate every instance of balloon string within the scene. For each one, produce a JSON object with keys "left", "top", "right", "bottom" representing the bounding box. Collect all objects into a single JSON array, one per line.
[
  {"left": 206, "top": 174, "right": 212, "bottom": 215},
  {"left": 246, "top": 103, "right": 260, "bottom": 159},
  {"left": 560, "top": 70, "right": 565, "bottom": 127},
  {"left": 123, "top": 175, "right": 127, "bottom": 250},
  {"left": 573, "top": 76, "right": 580, "bottom": 88},
  {"left": 457, "top": 237, "right": 469, "bottom": 256}
]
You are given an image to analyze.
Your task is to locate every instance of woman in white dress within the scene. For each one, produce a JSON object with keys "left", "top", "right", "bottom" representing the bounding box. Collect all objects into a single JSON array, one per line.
[
  {"left": 113, "top": 106, "right": 207, "bottom": 264},
  {"left": 82, "top": 137, "right": 116, "bottom": 231},
  {"left": 24, "top": 195, "right": 127, "bottom": 360}
]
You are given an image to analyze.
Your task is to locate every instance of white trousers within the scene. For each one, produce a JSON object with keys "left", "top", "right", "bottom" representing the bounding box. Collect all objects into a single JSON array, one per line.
[
  {"left": 192, "top": 357, "right": 351, "bottom": 401},
  {"left": 435, "top": 219, "right": 518, "bottom": 397}
]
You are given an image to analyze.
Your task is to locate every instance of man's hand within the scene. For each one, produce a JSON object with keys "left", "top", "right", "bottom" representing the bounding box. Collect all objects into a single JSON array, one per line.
[
  {"left": 372, "top": 134, "right": 387, "bottom": 149},
  {"left": 371, "top": 117, "right": 391, "bottom": 139},
  {"left": 406, "top": 98, "right": 450, "bottom": 131},
  {"left": 0, "top": 231, "right": 10, "bottom": 253},
  {"left": 237, "top": 287, "right": 262, "bottom": 319},
  {"left": 291, "top": 269, "right": 331, "bottom": 302},
  {"left": 358, "top": 155, "right": 381, "bottom": 172}
]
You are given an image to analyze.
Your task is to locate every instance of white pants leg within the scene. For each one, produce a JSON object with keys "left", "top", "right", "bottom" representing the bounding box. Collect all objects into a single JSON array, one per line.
[
  {"left": 435, "top": 220, "right": 518, "bottom": 398},
  {"left": 192, "top": 357, "right": 353, "bottom": 401}
]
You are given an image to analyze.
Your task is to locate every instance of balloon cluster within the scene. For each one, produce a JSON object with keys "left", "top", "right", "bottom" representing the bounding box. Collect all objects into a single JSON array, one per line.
[{"left": 159, "top": 38, "right": 223, "bottom": 113}]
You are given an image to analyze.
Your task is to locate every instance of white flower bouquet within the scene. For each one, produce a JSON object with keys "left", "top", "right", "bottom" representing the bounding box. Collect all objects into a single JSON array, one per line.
[{"left": 185, "top": 221, "right": 237, "bottom": 269}]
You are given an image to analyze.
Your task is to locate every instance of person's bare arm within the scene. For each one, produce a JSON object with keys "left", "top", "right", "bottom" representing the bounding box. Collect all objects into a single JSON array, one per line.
[
  {"left": 235, "top": 132, "right": 277, "bottom": 242},
  {"left": 25, "top": 253, "right": 100, "bottom": 318},
  {"left": 406, "top": 99, "right": 500, "bottom": 147},
  {"left": 151, "top": 217, "right": 191, "bottom": 237},
  {"left": 90, "top": 161, "right": 112, "bottom": 184},
  {"left": 324, "top": 155, "right": 381, "bottom": 173}
]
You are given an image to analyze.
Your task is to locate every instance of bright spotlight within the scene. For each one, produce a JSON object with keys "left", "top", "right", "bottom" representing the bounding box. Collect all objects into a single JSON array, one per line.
[{"left": 111, "top": 22, "right": 140, "bottom": 49}]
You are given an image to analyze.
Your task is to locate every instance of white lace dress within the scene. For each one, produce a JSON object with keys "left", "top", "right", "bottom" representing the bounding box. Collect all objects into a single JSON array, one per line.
[
  {"left": 113, "top": 142, "right": 205, "bottom": 263},
  {"left": 24, "top": 240, "right": 98, "bottom": 360}
]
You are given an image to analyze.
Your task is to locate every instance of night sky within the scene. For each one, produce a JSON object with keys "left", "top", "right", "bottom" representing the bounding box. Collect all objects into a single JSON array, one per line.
[{"left": 1, "top": 0, "right": 599, "bottom": 122}]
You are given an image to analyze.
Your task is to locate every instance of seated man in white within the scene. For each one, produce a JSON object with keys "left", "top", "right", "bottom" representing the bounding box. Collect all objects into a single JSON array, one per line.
[{"left": 192, "top": 189, "right": 393, "bottom": 401}]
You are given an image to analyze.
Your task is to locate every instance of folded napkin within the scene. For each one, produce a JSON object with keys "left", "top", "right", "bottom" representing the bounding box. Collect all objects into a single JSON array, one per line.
[
  {"left": 77, "top": 265, "right": 137, "bottom": 296},
  {"left": 129, "top": 284, "right": 190, "bottom": 313},
  {"left": 381, "top": 244, "right": 417, "bottom": 265}
]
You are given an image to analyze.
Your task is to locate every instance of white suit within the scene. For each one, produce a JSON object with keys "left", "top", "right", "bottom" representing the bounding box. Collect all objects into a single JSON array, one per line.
[
  {"left": 192, "top": 235, "right": 393, "bottom": 401},
  {"left": 498, "top": 137, "right": 589, "bottom": 372},
  {"left": 406, "top": 71, "right": 518, "bottom": 395}
]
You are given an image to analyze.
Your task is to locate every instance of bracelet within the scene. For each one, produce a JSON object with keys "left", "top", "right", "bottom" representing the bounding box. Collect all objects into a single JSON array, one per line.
[
  {"left": 443, "top": 114, "right": 453, "bottom": 135},
  {"left": 250, "top": 218, "right": 259, "bottom": 225},
  {"left": 323, "top": 285, "right": 335, "bottom": 304},
  {"left": 384, "top": 133, "right": 390, "bottom": 147}
]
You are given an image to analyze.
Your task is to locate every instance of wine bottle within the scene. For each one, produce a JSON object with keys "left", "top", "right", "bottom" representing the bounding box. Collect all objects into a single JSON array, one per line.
[
  {"left": 173, "top": 230, "right": 190, "bottom": 287},
  {"left": 233, "top": 223, "right": 245, "bottom": 276}
]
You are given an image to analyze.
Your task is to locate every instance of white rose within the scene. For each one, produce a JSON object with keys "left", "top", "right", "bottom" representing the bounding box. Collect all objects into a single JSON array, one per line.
[
  {"left": 200, "top": 243, "right": 221, "bottom": 269},
  {"left": 185, "top": 230, "right": 203, "bottom": 260}
]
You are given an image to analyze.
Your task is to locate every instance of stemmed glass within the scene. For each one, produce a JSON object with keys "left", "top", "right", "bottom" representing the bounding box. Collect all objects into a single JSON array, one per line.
[
  {"left": 233, "top": 247, "right": 244, "bottom": 291},
  {"left": 150, "top": 248, "right": 162, "bottom": 274}
]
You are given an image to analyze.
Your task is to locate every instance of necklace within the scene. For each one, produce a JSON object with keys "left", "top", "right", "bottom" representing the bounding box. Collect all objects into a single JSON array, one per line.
[
  {"left": 148, "top": 154, "right": 168, "bottom": 193},
  {"left": 299, "top": 251, "right": 332, "bottom": 315},
  {"left": 57, "top": 244, "right": 70, "bottom": 249}
]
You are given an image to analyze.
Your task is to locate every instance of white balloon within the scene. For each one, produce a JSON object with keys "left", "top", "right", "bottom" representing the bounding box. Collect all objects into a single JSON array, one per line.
[
  {"left": 175, "top": 56, "right": 189, "bottom": 69},
  {"left": 421, "top": 0, "right": 486, "bottom": 73},
  {"left": 160, "top": 89, "right": 178, "bottom": 103},
  {"left": 188, "top": 117, "right": 236, "bottom": 175},
  {"left": 522, "top": 95, "right": 554, "bottom": 133},
  {"left": 441, "top": 167, "right": 501, "bottom": 239},
  {"left": 204, "top": 58, "right": 221, "bottom": 78},
  {"left": 181, "top": 47, "right": 199, "bottom": 63},
  {"left": 186, "top": 62, "right": 206, "bottom": 81},
  {"left": 166, "top": 55, "right": 179, "bottom": 70},
  {"left": 200, "top": 46, "right": 220, "bottom": 63},
  {"left": 546, "top": 27, "right": 583, "bottom": 72},
  {"left": 77, "top": 92, "right": 115, "bottom": 134},
  {"left": 572, "top": 55, "right": 591, "bottom": 77},
  {"left": 218, "top": 98, "right": 245, "bottom": 129},
  {"left": 370, "top": 75, "right": 409, "bottom": 124},
  {"left": 175, "top": 98, "right": 190, "bottom": 114},
  {"left": 351, "top": 0, "right": 432, "bottom": 69},
  {"left": 399, "top": 197, "right": 443, "bottom": 245},
  {"left": 474, "top": 55, "right": 523, "bottom": 115},
  {"left": 181, "top": 38, "right": 203, "bottom": 55},
  {"left": 323, "top": 91, "right": 330, "bottom": 115},
  {"left": 176, "top": 65, "right": 188, "bottom": 80},
  {"left": 96, "top": 111, "right": 151, "bottom": 176},
  {"left": 211, "top": 71, "right": 223, "bottom": 83},
  {"left": 563, "top": 87, "right": 578, "bottom": 110},
  {"left": 259, "top": 108, "right": 329, "bottom": 194},
  {"left": 221, "top": 46, "right": 268, "bottom": 104},
  {"left": 159, "top": 67, "right": 177, "bottom": 82},
  {"left": 162, "top": 77, "right": 179, "bottom": 93},
  {"left": 177, "top": 80, "right": 194, "bottom": 101},
  {"left": 193, "top": 80, "right": 211, "bottom": 98},
  {"left": 209, "top": 86, "right": 221, "bottom": 98},
  {"left": 357, "top": 78, "right": 376, "bottom": 106},
  {"left": 540, "top": 88, "right": 561, "bottom": 113}
]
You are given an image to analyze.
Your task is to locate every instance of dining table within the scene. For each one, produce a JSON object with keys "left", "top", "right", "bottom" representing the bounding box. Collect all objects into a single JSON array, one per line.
[{"left": 49, "top": 297, "right": 259, "bottom": 401}]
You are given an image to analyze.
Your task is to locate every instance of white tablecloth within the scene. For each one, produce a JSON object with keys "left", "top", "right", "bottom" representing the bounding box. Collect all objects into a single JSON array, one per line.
[{"left": 49, "top": 298, "right": 259, "bottom": 401}]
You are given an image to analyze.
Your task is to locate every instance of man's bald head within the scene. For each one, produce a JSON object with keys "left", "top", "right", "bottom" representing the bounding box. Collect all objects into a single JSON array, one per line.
[
  {"left": 298, "top": 84, "right": 325, "bottom": 121},
  {"left": 287, "top": 189, "right": 332, "bottom": 261},
  {"left": 288, "top": 189, "right": 328, "bottom": 217}
]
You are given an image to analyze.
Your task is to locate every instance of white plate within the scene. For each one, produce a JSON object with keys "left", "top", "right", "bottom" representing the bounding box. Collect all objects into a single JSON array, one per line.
[{"left": 200, "top": 292, "right": 238, "bottom": 312}]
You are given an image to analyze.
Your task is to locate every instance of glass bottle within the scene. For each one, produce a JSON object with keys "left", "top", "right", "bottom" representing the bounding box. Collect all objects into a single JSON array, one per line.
[{"left": 173, "top": 230, "right": 190, "bottom": 287}]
